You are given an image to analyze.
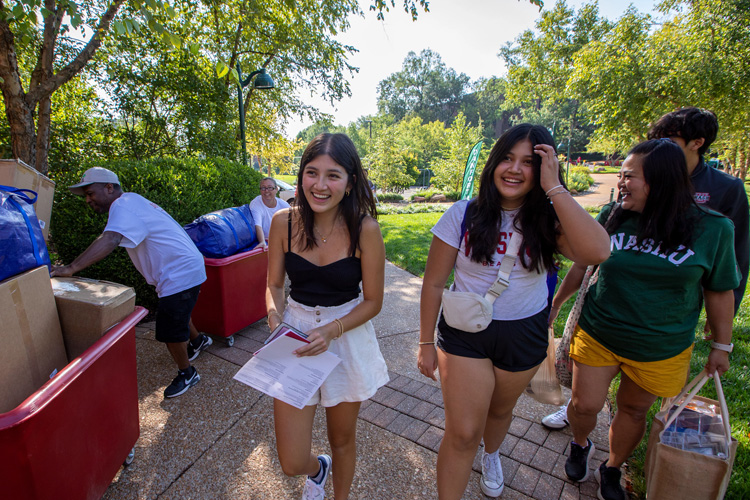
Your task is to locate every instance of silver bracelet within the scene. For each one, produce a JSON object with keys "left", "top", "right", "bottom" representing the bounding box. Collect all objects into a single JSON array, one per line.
[{"left": 545, "top": 184, "right": 564, "bottom": 196}]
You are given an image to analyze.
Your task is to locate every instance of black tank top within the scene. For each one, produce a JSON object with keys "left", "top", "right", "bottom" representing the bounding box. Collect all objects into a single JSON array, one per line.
[{"left": 285, "top": 217, "right": 362, "bottom": 307}]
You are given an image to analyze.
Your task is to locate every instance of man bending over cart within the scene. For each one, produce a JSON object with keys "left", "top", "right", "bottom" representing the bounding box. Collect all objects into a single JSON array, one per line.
[{"left": 52, "top": 167, "right": 212, "bottom": 398}]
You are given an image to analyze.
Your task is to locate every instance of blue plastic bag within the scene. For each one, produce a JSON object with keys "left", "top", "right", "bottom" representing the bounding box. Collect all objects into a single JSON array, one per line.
[
  {"left": 0, "top": 185, "right": 52, "bottom": 282},
  {"left": 184, "top": 205, "right": 257, "bottom": 258}
]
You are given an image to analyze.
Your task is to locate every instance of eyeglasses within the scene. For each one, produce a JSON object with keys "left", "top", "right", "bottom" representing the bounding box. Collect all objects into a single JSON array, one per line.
[{"left": 260, "top": 186, "right": 277, "bottom": 191}]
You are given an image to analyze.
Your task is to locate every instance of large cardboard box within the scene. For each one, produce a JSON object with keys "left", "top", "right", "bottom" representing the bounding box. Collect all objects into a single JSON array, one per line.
[
  {"left": 0, "top": 159, "right": 56, "bottom": 240},
  {"left": 51, "top": 277, "right": 136, "bottom": 360},
  {"left": 0, "top": 266, "right": 68, "bottom": 414}
]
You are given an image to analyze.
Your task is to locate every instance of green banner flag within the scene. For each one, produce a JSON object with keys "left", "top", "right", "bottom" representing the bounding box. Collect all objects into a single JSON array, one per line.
[{"left": 460, "top": 141, "right": 483, "bottom": 200}]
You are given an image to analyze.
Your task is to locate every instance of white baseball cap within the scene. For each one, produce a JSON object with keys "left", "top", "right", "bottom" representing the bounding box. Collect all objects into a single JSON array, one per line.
[{"left": 69, "top": 167, "right": 121, "bottom": 195}]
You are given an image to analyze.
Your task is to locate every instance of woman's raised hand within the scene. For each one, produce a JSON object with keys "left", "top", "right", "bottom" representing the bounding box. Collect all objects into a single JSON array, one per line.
[{"left": 534, "top": 143, "right": 562, "bottom": 193}]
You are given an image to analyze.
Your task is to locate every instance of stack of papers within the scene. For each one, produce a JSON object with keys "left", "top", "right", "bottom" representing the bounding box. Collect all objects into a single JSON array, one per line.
[{"left": 233, "top": 323, "right": 341, "bottom": 409}]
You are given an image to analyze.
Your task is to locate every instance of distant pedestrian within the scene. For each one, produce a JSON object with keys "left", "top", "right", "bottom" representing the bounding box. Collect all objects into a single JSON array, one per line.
[
  {"left": 248, "top": 177, "right": 290, "bottom": 249},
  {"left": 265, "top": 133, "right": 388, "bottom": 500},
  {"left": 52, "top": 167, "right": 211, "bottom": 399},
  {"left": 418, "top": 124, "right": 610, "bottom": 499}
]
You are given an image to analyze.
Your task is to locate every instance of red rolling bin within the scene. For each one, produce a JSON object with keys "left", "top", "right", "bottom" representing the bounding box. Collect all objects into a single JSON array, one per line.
[
  {"left": 0, "top": 306, "right": 147, "bottom": 500},
  {"left": 191, "top": 247, "right": 268, "bottom": 346}
]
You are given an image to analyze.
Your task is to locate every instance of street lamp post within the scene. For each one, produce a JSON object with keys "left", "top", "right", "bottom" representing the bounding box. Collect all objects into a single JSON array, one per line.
[
  {"left": 237, "top": 64, "right": 274, "bottom": 167},
  {"left": 566, "top": 137, "right": 571, "bottom": 185},
  {"left": 557, "top": 141, "right": 570, "bottom": 186}
]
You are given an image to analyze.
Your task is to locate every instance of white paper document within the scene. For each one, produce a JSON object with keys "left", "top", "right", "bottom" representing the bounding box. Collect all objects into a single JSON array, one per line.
[{"left": 233, "top": 335, "right": 341, "bottom": 409}]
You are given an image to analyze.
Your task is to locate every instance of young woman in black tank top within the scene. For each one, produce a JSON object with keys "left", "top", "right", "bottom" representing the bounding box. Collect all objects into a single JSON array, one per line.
[{"left": 265, "top": 133, "right": 388, "bottom": 500}]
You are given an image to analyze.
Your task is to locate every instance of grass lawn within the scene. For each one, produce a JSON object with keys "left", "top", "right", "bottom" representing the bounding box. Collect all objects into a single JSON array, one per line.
[
  {"left": 379, "top": 212, "right": 443, "bottom": 279},
  {"left": 276, "top": 174, "right": 297, "bottom": 185},
  {"left": 380, "top": 210, "right": 750, "bottom": 500}
]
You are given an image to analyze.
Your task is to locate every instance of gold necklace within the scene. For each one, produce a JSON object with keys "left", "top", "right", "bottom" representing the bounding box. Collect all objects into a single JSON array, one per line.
[{"left": 314, "top": 223, "right": 336, "bottom": 243}]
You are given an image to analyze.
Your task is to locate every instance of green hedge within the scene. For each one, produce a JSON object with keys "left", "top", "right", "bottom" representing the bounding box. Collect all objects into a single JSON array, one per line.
[
  {"left": 378, "top": 192, "right": 404, "bottom": 202},
  {"left": 411, "top": 188, "right": 460, "bottom": 202},
  {"left": 567, "top": 166, "right": 595, "bottom": 193},
  {"left": 377, "top": 203, "right": 450, "bottom": 215},
  {"left": 49, "top": 158, "right": 264, "bottom": 310}
]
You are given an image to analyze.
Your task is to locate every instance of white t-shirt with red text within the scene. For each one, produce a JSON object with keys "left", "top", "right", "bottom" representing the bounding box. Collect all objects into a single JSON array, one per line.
[{"left": 431, "top": 200, "right": 548, "bottom": 321}]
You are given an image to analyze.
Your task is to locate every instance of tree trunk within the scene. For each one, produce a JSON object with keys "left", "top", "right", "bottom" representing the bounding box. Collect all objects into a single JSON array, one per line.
[
  {"left": 1, "top": 0, "right": 124, "bottom": 175},
  {"left": 35, "top": 96, "right": 52, "bottom": 175},
  {"left": 4, "top": 94, "right": 37, "bottom": 170}
]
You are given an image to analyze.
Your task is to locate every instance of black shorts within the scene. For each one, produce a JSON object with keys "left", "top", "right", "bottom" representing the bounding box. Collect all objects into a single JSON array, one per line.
[
  {"left": 437, "top": 307, "right": 548, "bottom": 372},
  {"left": 155, "top": 284, "right": 201, "bottom": 343}
]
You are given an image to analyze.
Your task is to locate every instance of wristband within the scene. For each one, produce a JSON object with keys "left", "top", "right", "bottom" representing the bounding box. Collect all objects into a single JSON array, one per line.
[
  {"left": 419, "top": 341, "right": 435, "bottom": 345},
  {"left": 710, "top": 341, "right": 733, "bottom": 353}
]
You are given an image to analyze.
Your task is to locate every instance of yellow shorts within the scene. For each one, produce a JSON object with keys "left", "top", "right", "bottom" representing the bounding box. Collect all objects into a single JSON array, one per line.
[{"left": 569, "top": 325, "right": 692, "bottom": 397}]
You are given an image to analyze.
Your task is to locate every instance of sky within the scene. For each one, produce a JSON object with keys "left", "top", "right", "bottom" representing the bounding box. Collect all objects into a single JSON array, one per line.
[{"left": 283, "top": 0, "right": 658, "bottom": 138}]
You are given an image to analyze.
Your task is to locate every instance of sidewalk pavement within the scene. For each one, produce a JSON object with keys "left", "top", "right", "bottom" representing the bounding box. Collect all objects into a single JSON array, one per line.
[
  {"left": 576, "top": 173, "right": 619, "bottom": 209},
  {"left": 104, "top": 182, "right": 619, "bottom": 500}
]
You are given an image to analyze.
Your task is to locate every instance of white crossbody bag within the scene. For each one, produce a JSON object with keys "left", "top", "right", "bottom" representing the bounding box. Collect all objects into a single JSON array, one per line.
[{"left": 441, "top": 231, "right": 523, "bottom": 333}]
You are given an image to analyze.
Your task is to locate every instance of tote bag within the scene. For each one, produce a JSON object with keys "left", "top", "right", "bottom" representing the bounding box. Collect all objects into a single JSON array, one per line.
[
  {"left": 645, "top": 371, "right": 737, "bottom": 500},
  {"left": 525, "top": 326, "right": 565, "bottom": 405},
  {"left": 0, "top": 185, "right": 51, "bottom": 281}
]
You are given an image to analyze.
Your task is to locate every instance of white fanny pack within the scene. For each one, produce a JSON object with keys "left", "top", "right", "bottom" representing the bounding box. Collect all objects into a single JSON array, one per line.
[{"left": 441, "top": 231, "right": 522, "bottom": 333}]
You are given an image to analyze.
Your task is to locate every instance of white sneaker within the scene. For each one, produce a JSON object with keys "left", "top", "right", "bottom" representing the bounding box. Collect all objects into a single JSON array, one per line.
[
  {"left": 302, "top": 479, "right": 324, "bottom": 500},
  {"left": 541, "top": 400, "right": 570, "bottom": 430},
  {"left": 480, "top": 451, "right": 504, "bottom": 497},
  {"left": 302, "top": 454, "right": 331, "bottom": 500}
]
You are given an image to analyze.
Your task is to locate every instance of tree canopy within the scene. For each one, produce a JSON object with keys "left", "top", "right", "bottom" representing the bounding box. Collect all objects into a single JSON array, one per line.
[
  {"left": 0, "top": 0, "right": 430, "bottom": 173},
  {"left": 376, "top": 49, "right": 471, "bottom": 124}
]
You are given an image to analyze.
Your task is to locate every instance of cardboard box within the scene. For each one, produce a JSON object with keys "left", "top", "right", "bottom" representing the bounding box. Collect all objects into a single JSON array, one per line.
[
  {"left": 51, "top": 277, "right": 136, "bottom": 360},
  {"left": 0, "top": 266, "right": 68, "bottom": 414},
  {"left": 0, "top": 159, "right": 56, "bottom": 240}
]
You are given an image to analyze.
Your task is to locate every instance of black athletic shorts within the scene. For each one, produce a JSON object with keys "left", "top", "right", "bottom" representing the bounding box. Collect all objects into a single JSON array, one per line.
[
  {"left": 436, "top": 307, "right": 548, "bottom": 372},
  {"left": 155, "top": 284, "right": 201, "bottom": 343}
]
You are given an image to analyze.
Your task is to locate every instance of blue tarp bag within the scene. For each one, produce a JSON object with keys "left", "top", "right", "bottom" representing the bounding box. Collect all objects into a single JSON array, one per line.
[
  {"left": 0, "top": 185, "right": 52, "bottom": 281},
  {"left": 183, "top": 205, "right": 258, "bottom": 258}
]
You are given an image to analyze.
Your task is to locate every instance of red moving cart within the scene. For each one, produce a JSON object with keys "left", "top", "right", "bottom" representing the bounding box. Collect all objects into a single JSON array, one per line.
[
  {"left": 0, "top": 306, "right": 147, "bottom": 500},
  {"left": 191, "top": 247, "right": 268, "bottom": 346}
]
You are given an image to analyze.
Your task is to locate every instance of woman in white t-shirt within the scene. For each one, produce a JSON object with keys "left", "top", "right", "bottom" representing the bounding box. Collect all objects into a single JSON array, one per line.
[
  {"left": 249, "top": 177, "right": 291, "bottom": 249},
  {"left": 418, "top": 124, "right": 610, "bottom": 499}
]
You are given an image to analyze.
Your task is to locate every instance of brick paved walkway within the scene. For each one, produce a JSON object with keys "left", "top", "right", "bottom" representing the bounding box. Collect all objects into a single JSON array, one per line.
[
  {"left": 129, "top": 255, "right": 620, "bottom": 499},
  {"left": 155, "top": 318, "right": 615, "bottom": 500}
]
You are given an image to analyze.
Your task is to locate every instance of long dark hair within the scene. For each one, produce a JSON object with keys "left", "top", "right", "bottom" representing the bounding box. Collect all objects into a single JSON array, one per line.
[
  {"left": 295, "top": 133, "right": 377, "bottom": 255},
  {"left": 605, "top": 139, "right": 699, "bottom": 253},
  {"left": 468, "top": 124, "right": 563, "bottom": 272}
]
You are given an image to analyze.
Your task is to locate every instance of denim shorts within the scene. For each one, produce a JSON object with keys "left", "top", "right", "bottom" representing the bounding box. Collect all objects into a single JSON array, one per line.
[
  {"left": 155, "top": 284, "right": 201, "bottom": 343},
  {"left": 437, "top": 307, "right": 548, "bottom": 372}
]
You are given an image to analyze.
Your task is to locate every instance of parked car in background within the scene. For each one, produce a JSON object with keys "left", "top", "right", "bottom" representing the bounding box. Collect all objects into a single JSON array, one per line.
[{"left": 276, "top": 179, "right": 297, "bottom": 204}]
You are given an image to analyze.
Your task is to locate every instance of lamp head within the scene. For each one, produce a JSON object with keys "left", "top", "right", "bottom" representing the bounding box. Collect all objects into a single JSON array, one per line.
[{"left": 253, "top": 69, "right": 275, "bottom": 89}]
